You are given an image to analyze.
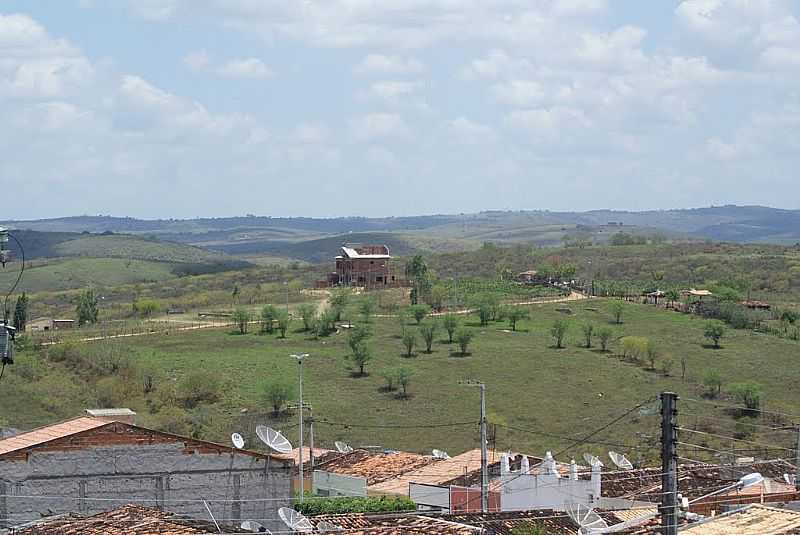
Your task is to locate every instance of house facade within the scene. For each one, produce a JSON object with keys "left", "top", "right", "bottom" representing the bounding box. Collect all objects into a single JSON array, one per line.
[{"left": 332, "top": 244, "right": 394, "bottom": 289}]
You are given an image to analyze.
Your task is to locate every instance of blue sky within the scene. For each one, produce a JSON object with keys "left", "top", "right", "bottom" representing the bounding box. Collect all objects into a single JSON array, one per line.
[{"left": 1, "top": 1, "right": 799, "bottom": 219}]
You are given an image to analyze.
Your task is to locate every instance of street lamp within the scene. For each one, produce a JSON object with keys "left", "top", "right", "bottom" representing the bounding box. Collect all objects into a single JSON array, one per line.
[{"left": 290, "top": 353, "right": 309, "bottom": 502}]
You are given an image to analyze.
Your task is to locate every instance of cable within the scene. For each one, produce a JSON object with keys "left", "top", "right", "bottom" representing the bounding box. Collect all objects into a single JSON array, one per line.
[
  {"left": 677, "top": 427, "right": 796, "bottom": 453},
  {"left": 2, "top": 232, "right": 25, "bottom": 323},
  {"left": 683, "top": 397, "right": 800, "bottom": 423},
  {"left": 495, "top": 423, "right": 647, "bottom": 450},
  {"left": 315, "top": 419, "right": 477, "bottom": 430},
  {"left": 679, "top": 411, "right": 798, "bottom": 432}
]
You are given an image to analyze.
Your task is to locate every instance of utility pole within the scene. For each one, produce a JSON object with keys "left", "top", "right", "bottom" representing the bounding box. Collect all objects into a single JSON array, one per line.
[
  {"left": 284, "top": 281, "right": 289, "bottom": 313},
  {"left": 461, "top": 380, "right": 488, "bottom": 512},
  {"left": 291, "top": 353, "right": 309, "bottom": 502},
  {"left": 660, "top": 392, "right": 678, "bottom": 535},
  {"left": 795, "top": 425, "right": 800, "bottom": 491}
]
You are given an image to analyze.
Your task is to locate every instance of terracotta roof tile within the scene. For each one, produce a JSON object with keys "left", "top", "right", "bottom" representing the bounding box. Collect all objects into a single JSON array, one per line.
[
  {"left": 314, "top": 449, "right": 436, "bottom": 486},
  {"left": 0, "top": 417, "right": 107, "bottom": 457},
  {"left": 681, "top": 504, "right": 800, "bottom": 534},
  {"left": 310, "top": 512, "right": 479, "bottom": 534}
]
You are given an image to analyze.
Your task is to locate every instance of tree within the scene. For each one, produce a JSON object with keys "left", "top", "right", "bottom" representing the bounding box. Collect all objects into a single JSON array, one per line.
[
  {"left": 704, "top": 370, "right": 723, "bottom": 398},
  {"left": 232, "top": 307, "right": 251, "bottom": 334},
  {"left": 419, "top": 321, "right": 438, "bottom": 353},
  {"left": 396, "top": 309, "right": 409, "bottom": 338},
  {"left": 730, "top": 382, "right": 763, "bottom": 411},
  {"left": 275, "top": 309, "right": 291, "bottom": 338},
  {"left": 704, "top": 321, "right": 726, "bottom": 348},
  {"left": 347, "top": 324, "right": 372, "bottom": 354},
  {"left": 231, "top": 284, "right": 240, "bottom": 305},
  {"left": 261, "top": 378, "right": 295, "bottom": 415},
  {"left": 260, "top": 304, "right": 277, "bottom": 333},
  {"left": 597, "top": 327, "right": 612, "bottom": 352},
  {"left": 329, "top": 289, "right": 351, "bottom": 322},
  {"left": 408, "top": 304, "right": 431, "bottom": 325},
  {"left": 428, "top": 284, "right": 448, "bottom": 311},
  {"left": 405, "top": 255, "right": 429, "bottom": 305},
  {"left": 381, "top": 368, "right": 399, "bottom": 391},
  {"left": 314, "top": 309, "right": 337, "bottom": 337},
  {"left": 350, "top": 342, "right": 372, "bottom": 376},
  {"left": 396, "top": 367, "right": 413, "bottom": 398},
  {"left": 455, "top": 328, "right": 474, "bottom": 355},
  {"left": 645, "top": 340, "right": 659, "bottom": 370},
  {"left": 551, "top": 319, "right": 569, "bottom": 349},
  {"left": 609, "top": 301, "right": 625, "bottom": 324},
  {"left": 402, "top": 331, "right": 416, "bottom": 358},
  {"left": 133, "top": 299, "right": 160, "bottom": 318},
  {"left": 581, "top": 323, "right": 594, "bottom": 348},
  {"left": 665, "top": 289, "right": 680, "bottom": 308},
  {"left": 76, "top": 288, "right": 99, "bottom": 326},
  {"left": 443, "top": 314, "right": 459, "bottom": 343},
  {"left": 298, "top": 303, "right": 317, "bottom": 331},
  {"left": 360, "top": 297, "right": 377, "bottom": 323},
  {"left": 13, "top": 293, "right": 28, "bottom": 331},
  {"left": 621, "top": 336, "right": 648, "bottom": 362},
  {"left": 505, "top": 307, "right": 530, "bottom": 332}
]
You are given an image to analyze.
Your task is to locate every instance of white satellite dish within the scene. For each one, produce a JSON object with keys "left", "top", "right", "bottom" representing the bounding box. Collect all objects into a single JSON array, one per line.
[
  {"left": 432, "top": 449, "right": 451, "bottom": 460},
  {"left": 608, "top": 451, "right": 633, "bottom": 470},
  {"left": 241, "top": 520, "right": 271, "bottom": 533},
  {"left": 566, "top": 503, "right": 608, "bottom": 534},
  {"left": 256, "top": 425, "right": 293, "bottom": 454},
  {"left": 316, "top": 520, "right": 344, "bottom": 532},
  {"left": 278, "top": 507, "right": 313, "bottom": 533},
  {"left": 335, "top": 441, "right": 353, "bottom": 454},
  {"left": 231, "top": 433, "right": 245, "bottom": 449},
  {"left": 784, "top": 474, "right": 797, "bottom": 486},
  {"left": 582, "top": 453, "right": 604, "bottom": 468}
]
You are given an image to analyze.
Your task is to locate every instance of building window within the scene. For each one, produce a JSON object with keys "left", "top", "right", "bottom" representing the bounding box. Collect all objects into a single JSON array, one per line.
[{"left": 376, "top": 276, "right": 383, "bottom": 283}]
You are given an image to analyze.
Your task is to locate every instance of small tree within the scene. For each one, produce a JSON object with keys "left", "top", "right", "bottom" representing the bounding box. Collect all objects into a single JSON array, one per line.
[
  {"left": 396, "top": 367, "right": 413, "bottom": 398},
  {"left": 551, "top": 319, "right": 569, "bottom": 349},
  {"left": 260, "top": 304, "right": 277, "bottom": 333},
  {"left": 665, "top": 289, "right": 680, "bottom": 308},
  {"left": 329, "top": 289, "right": 351, "bottom": 322},
  {"left": 347, "top": 324, "right": 372, "bottom": 354},
  {"left": 581, "top": 323, "right": 594, "bottom": 348},
  {"left": 661, "top": 358, "right": 674, "bottom": 376},
  {"left": 703, "top": 370, "right": 723, "bottom": 398},
  {"left": 455, "top": 328, "right": 474, "bottom": 355},
  {"left": 402, "top": 331, "right": 417, "bottom": 358},
  {"left": 261, "top": 378, "right": 295, "bottom": 415},
  {"left": 730, "top": 382, "right": 762, "bottom": 411},
  {"left": 475, "top": 297, "right": 493, "bottom": 326},
  {"left": 419, "top": 321, "right": 438, "bottom": 353},
  {"left": 443, "top": 314, "right": 459, "bottom": 343},
  {"left": 360, "top": 297, "right": 377, "bottom": 323},
  {"left": 408, "top": 304, "right": 431, "bottom": 325},
  {"left": 13, "top": 293, "right": 28, "bottom": 331},
  {"left": 609, "top": 301, "right": 625, "bottom": 324},
  {"left": 428, "top": 284, "right": 448, "bottom": 311},
  {"left": 704, "top": 321, "right": 726, "bottom": 348},
  {"left": 232, "top": 307, "right": 251, "bottom": 334},
  {"left": 350, "top": 342, "right": 372, "bottom": 376},
  {"left": 505, "top": 307, "right": 530, "bottom": 332},
  {"left": 597, "top": 327, "right": 612, "bottom": 351},
  {"left": 397, "top": 309, "right": 409, "bottom": 337},
  {"left": 645, "top": 340, "right": 659, "bottom": 370},
  {"left": 76, "top": 288, "right": 99, "bottom": 326},
  {"left": 315, "top": 309, "right": 337, "bottom": 337},
  {"left": 275, "top": 309, "right": 291, "bottom": 338},
  {"left": 133, "top": 299, "right": 161, "bottom": 318},
  {"left": 381, "top": 368, "right": 399, "bottom": 391},
  {"left": 298, "top": 303, "right": 317, "bottom": 331},
  {"left": 621, "top": 336, "right": 648, "bottom": 362}
]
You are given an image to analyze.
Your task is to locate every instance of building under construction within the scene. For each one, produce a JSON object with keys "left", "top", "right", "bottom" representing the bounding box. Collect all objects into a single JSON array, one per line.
[{"left": 326, "top": 244, "right": 395, "bottom": 289}]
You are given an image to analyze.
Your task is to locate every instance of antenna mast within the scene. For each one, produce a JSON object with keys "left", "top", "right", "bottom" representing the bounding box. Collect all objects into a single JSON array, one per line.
[
  {"left": 460, "top": 380, "right": 488, "bottom": 512},
  {"left": 660, "top": 391, "right": 678, "bottom": 535},
  {"left": 291, "top": 353, "right": 309, "bottom": 503}
]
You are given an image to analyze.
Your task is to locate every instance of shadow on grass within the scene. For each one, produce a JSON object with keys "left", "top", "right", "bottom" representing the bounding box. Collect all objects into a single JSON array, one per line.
[
  {"left": 548, "top": 345, "right": 567, "bottom": 350},
  {"left": 701, "top": 344, "right": 723, "bottom": 350},
  {"left": 449, "top": 351, "right": 471, "bottom": 357},
  {"left": 378, "top": 385, "right": 398, "bottom": 393},
  {"left": 401, "top": 353, "right": 418, "bottom": 359},
  {"left": 349, "top": 371, "right": 369, "bottom": 378},
  {"left": 395, "top": 393, "right": 412, "bottom": 400},
  {"left": 590, "top": 348, "right": 612, "bottom": 354}
]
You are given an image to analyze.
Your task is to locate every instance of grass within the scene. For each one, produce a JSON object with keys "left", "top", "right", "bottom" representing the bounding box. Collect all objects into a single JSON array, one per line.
[
  {"left": 6, "top": 299, "right": 798, "bottom": 465},
  {"left": 54, "top": 234, "right": 228, "bottom": 264}
]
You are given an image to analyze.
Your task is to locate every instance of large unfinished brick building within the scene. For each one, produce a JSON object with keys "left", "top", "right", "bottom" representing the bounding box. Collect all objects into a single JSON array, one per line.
[{"left": 330, "top": 244, "right": 394, "bottom": 289}]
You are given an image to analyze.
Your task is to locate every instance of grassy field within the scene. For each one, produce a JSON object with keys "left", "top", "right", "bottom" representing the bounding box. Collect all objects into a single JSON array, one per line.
[
  {"left": 54, "top": 234, "right": 230, "bottom": 263},
  {"left": 5, "top": 299, "right": 798, "bottom": 466}
]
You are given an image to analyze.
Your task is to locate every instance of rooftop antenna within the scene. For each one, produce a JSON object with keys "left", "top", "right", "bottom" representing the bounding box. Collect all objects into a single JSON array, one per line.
[
  {"left": 608, "top": 451, "right": 633, "bottom": 470},
  {"left": 256, "top": 425, "right": 292, "bottom": 454},
  {"left": 202, "top": 499, "right": 222, "bottom": 534},
  {"left": 240, "top": 520, "right": 271, "bottom": 533},
  {"left": 784, "top": 474, "right": 797, "bottom": 486},
  {"left": 335, "top": 441, "right": 353, "bottom": 454},
  {"left": 432, "top": 449, "right": 451, "bottom": 460},
  {"left": 277, "top": 507, "right": 313, "bottom": 533},
  {"left": 582, "top": 453, "right": 604, "bottom": 468},
  {"left": 231, "top": 432, "right": 245, "bottom": 449},
  {"left": 565, "top": 503, "right": 608, "bottom": 534},
  {"left": 316, "top": 520, "right": 345, "bottom": 532}
]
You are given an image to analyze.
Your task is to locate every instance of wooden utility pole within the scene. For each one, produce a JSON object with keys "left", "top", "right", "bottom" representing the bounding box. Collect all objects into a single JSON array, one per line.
[
  {"left": 460, "top": 380, "right": 488, "bottom": 512},
  {"left": 660, "top": 392, "right": 679, "bottom": 535}
]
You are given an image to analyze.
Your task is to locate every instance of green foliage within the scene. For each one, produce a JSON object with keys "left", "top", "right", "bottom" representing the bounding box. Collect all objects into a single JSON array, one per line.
[
  {"left": 609, "top": 232, "right": 648, "bottom": 246},
  {"left": 347, "top": 324, "right": 372, "bottom": 354},
  {"left": 402, "top": 331, "right": 417, "bottom": 358},
  {"left": 177, "top": 371, "right": 220, "bottom": 409},
  {"left": 329, "top": 289, "right": 351, "bottom": 322},
  {"left": 314, "top": 309, "right": 337, "bottom": 337},
  {"left": 261, "top": 377, "right": 295, "bottom": 415},
  {"left": 609, "top": 301, "right": 625, "bottom": 324},
  {"left": 350, "top": 341, "right": 372, "bottom": 376},
  {"left": 408, "top": 304, "right": 431, "bottom": 325},
  {"left": 704, "top": 321, "right": 726, "bottom": 348},
  {"left": 505, "top": 306, "right": 530, "bottom": 331},
  {"left": 474, "top": 293, "right": 500, "bottom": 326},
  {"left": 661, "top": 357, "right": 674, "bottom": 376},
  {"left": 275, "top": 309, "right": 291, "bottom": 338},
  {"left": 360, "top": 297, "right": 377, "bottom": 323},
  {"left": 381, "top": 368, "right": 399, "bottom": 391},
  {"left": 295, "top": 494, "right": 415, "bottom": 516},
  {"left": 76, "top": 288, "right": 99, "bottom": 326},
  {"left": 260, "top": 304, "right": 277, "bottom": 333},
  {"left": 419, "top": 321, "right": 438, "bottom": 353},
  {"left": 703, "top": 370, "right": 723, "bottom": 397},
  {"left": 396, "top": 367, "right": 413, "bottom": 398},
  {"left": 712, "top": 285, "right": 743, "bottom": 302},
  {"left": 443, "top": 314, "right": 459, "bottom": 343},
  {"left": 405, "top": 255, "right": 429, "bottom": 305},
  {"left": 645, "top": 340, "right": 659, "bottom": 369},
  {"left": 232, "top": 307, "right": 251, "bottom": 334},
  {"left": 13, "top": 293, "right": 28, "bottom": 331},
  {"left": 550, "top": 319, "right": 569, "bottom": 348},
  {"left": 298, "top": 303, "right": 317, "bottom": 331},
  {"left": 620, "top": 336, "right": 649, "bottom": 362},
  {"left": 597, "top": 326, "right": 613, "bottom": 351},
  {"left": 455, "top": 328, "right": 474, "bottom": 355},
  {"left": 581, "top": 322, "right": 594, "bottom": 348},
  {"left": 427, "top": 284, "right": 448, "bottom": 311},
  {"left": 729, "top": 382, "right": 763, "bottom": 411},
  {"left": 133, "top": 298, "right": 161, "bottom": 318}
]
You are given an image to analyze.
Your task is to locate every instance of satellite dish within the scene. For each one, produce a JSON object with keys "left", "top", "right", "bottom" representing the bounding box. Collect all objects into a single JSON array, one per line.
[
  {"left": 566, "top": 503, "right": 608, "bottom": 533},
  {"left": 278, "top": 507, "right": 313, "bottom": 533},
  {"left": 241, "top": 520, "right": 271, "bottom": 533},
  {"left": 256, "top": 425, "right": 293, "bottom": 454},
  {"left": 316, "top": 520, "right": 344, "bottom": 532},
  {"left": 232, "top": 433, "right": 245, "bottom": 449},
  {"left": 335, "top": 441, "right": 353, "bottom": 454},
  {"left": 432, "top": 449, "right": 451, "bottom": 460},
  {"left": 785, "top": 474, "right": 797, "bottom": 486},
  {"left": 583, "top": 453, "right": 604, "bottom": 468},
  {"left": 608, "top": 451, "right": 633, "bottom": 470}
]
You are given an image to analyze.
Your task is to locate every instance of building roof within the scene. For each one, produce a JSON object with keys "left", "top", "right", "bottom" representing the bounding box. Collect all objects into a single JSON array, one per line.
[
  {"left": 280, "top": 446, "right": 333, "bottom": 466},
  {"left": 85, "top": 408, "right": 137, "bottom": 418},
  {"left": 685, "top": 289, "right": 713, "bottom": 296},
  {"left": 314, "top": 449, "right": 436, "bottom": 486},
  {"left": 10, "top": 504, "right": 241, "bottom": 534},
  {"left": 680, "top": 504, "right": 800, "bottom": 534},
  {"left": 369, "top": 449, "right": 493, "bottom": 495},
  {"left": 340, "top": 246, "right": 391, "bottom": 259},
  {"left": 309, "top": 512, "right": 480, "bottom": 534}
]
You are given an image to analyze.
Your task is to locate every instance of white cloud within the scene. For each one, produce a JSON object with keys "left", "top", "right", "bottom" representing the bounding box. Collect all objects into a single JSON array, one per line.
[
  {"left": 292, "top": 122, "right": 329, "bottom": 144},
  {"left": 505, "top": 107, "right": 591, "bottom": 136},
  {"left": 183, "top": 50, "right": 210, "bottom": 72},
  {"left": 350, "top": 113, "right": 408, "bottom": 141},
  {"left": 354, "top": 54, "right": 424, "bottom": 75},
  {"left": 216, "top": 58, "right": 273, "bottom": 79},
  {"left": 491, "top": 80, "right": 545, "bottom": 107},
  {"left": 447, "top": 117, "right": 497, "bottom": 145},
  {"left": 368, "top": 80, "right": 423, "bottom": 100},
  {"left": 706, "top": 137, "right": 739, "bottom": 160}
]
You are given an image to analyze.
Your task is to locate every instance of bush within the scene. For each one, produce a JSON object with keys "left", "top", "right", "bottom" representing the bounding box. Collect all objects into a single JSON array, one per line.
[
  {"left": 347, "top": 324, "right": 372, "bottom": 354},
  {"left": 419, "top": 321, "right": 438, "bottom": 353},
  {"left": 609, "top": 301, "right": 625, "bottom": 324},
  {"left": 645, "top": 340, "right": 659, "bottom": 370},
  {"left": 360, "top": 297, "right": 377, "bottom": 323},
  {"left": 232, "top": 307, "right": 251, "bottom": 334},
  {"left": 275, "top": 309, "right": 291, "bottom": 338},
  {"left": 620, "top": 336, "right": 649, "bottom": 362},
  {"left": 597, "top": 327, "right": 613, "bottom": 351},
  {"left": 381, "top": 368, "right": 399, "bottom": 391},
  {"left": 402, "top": 331, "right": 416, "bottom": 358},
  {"left": 133, "top": 299, "right": 161, "bottom": 318},
  {"left": 298, "top": 303, "right": 317, "bottom": 331},
  {"left": 703, "top": 370, "right": 723, "bottom": 398},
  {"left": 408, "top": 304, "right": 431, "bottom": 325},
  {"left": 704, "top": 321, "right": 726, "bottom": 348},
  {"left": 550, "top": 319, "right": 569, "bottom": 349},
  {"left": 396, "top": 367, "right": 413, "bottom": 398},
  {"left": 295, "top": 495, "right": 415, "bottom": 516},
  {"left": 314, "top": 309, "right": 337, "bottom": 337},
  {"left": 261, "top": 377, "right": 295, "bottom": 415},
  {"left": 730, "top": 382, "right": 763, "bottom": 411},
  {"left": 443, "top": 314, "right": 459, "bottom": 343},
  {"left": 350, "top": 342, "right": 372, "bottom": 376},
  {"left": 260, "top": 305, "right": 277, "bottom": 333},
  {"left": 177, "top": 371, "right": 220, "bottom": 409},
  {"left": 582, "top": 323, "right": 594, "bottom": 348},
  {"left": 455, "top": 328, "right": 474, "bottom": 355}
]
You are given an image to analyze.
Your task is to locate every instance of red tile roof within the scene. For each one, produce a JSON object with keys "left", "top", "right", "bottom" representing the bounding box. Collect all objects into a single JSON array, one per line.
[
  {"left": 314, "top": 449, "right": 436, "bottom": 486},
  {"left": 0, "top": 417, "right": 107, "bottom": 457}
]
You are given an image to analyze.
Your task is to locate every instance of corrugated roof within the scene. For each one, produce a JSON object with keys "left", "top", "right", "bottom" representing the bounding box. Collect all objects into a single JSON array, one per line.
[
  {"left": 0, "top": 417, "right": 107, "bottom": 457},
  {"left": 340, "top": 247, "right": 391, "bottom": 259},
  {"left": 681, "top": 504, "right": 800, "bottom": 534}
]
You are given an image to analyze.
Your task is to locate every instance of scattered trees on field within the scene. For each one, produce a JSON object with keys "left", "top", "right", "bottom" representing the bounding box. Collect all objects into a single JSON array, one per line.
[
  {"left": 261, "top": 378, "right": 295, "bottom": 415},
  {"left": 597, "top": 327, "right": 613, "bottom": 351},
  {"left": 455, "top": 328, "right": 474, "bottom": 355},
  {"left": 402, "top": 331, "right": 417, "bottom": 358},
  {"left": 419, "top": 321, "right": 438, "bottom": 353},
  {"left": 298, "top": 303, "right": 317, "bottom": 331},
  {"left": 409, "top": 304, "right": 431, "bottom": 325},
  {"left": 551, "top": 319, "right": 569, "bottom": 349},
  {"left": 260, "top": 305, "right": 277, "bottom": 333},
  {"left": 581, "top": 323, "right": 594, "bottom": 348},
  {"left": 76, "top": 288, "right": 99, "bottom": 326},
  {"left": 704, "top": 321, "right": 726, "bottom": 348},
  {"left": 609, "top": 301, "right": 625, "bottom": 324},
  {"left": 505, "top": 306, "right": 529, "bottom": 331},
  {"left": 232, "top": 307, "right": 251, "bottom": 334},
  {"left": 443, "top": 314, "right": 459, "bottom": 343}
]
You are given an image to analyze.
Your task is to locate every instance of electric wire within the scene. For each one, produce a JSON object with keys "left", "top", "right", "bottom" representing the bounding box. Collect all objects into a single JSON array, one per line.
[{"left": 677, "top": 427, "right": 797, "bottom": 453}]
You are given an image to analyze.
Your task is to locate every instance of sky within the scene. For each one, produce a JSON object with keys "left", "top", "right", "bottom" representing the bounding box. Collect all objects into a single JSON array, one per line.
[{"left": 1, "top": 0, "right": 800, "bottom": 220}]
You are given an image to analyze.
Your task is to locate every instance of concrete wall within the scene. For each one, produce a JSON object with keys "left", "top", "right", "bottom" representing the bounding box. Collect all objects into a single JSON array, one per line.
[
  {"left": 312, "top": 471, "right": 367, "bottom": 497},
  {"left": 0, "top": 442, "right": 292, "bottom": 532}
]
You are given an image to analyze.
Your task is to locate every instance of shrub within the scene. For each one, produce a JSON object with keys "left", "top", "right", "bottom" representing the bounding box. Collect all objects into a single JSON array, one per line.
[
  {"left": 295, "top": 495, "right": 415, "bottom": 516},
  {"left": 730, "top": 382, "right": 763, "bottom": 411},
  {"left": 661, "top": 357, "right": 674, "bottom": 376},
  {"left": 550, "top": 319, "right": 569, "bottom": 349},
  {"left": 329, "top": 289, "right": 351, "bottom": 322},
  {"left": 177, "top": 371, "right": 220, "bottom": 409},
  {"left": 704, "top": 321, "right": 726, "bottom": 348},
  {"left": 275, "top": 309, "right": 291, "bottom": 338},
  {"left": 347, "top": 324, "right": 372, "bottom": 354},
  {"left": 703, "top": 370, "right": 723, "bottom": 398},
  {"left": 232, "top": 307, "right": 251, "bottom": 334},
  {"left": 360, "top": 297, "right": 377, "bottom": 323},
  {"left": 314, "top": 309, "right": 337, "bottom": 337},
  {"left": 350, "top": 342, "right": 372, "bottom": 376},
  {"left": 455, "top": 328, "right": 474, "bottom": 355},
  {"left": 597, "top": 327, "right": 613, "bottom": 351},
  {"left": 408, "top": 304, "right": 431, "bottom": 325},
  {"left": 443, "top": 314, "right": 459, "bottom": 343},
  {"left": 133, "top": 299, "right": 161, "bottom": 318},
  {"left": 582, "top": 323, "right": 594, "bottom": 348},
  {"left": 260, "top": 305, "right": 277, "bottom": 333},
  {"left": 298, "top": 303, "right": 317, "bottom": 331},
  {"left": 381, "top": 368, "right": 399, "bottom": 391},
  {"left": 261, "top": 378, "right": 295, "bottom": 415},
  {"left": 645, "top": 340, "right": 659, "bottom": 370},
  {"left": 396, "top": 367, "right": 413, "bottom": 398},
  {"left": 402, "top": 331, "right": 416, "bottom": 358},
  {"left": 419, "top": 321, "right": 438, "bottom": 353},
  {"left": 620, "top": 336, "right": 649, "bottom": 362}
]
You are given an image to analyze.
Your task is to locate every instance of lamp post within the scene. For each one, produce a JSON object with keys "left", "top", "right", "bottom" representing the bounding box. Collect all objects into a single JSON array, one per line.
[
  {"left": 290, "top": 353, "right": 309, "bottom": 502},
  {"left": 460, "top": 380, "right": 487, "bottom": 512}
]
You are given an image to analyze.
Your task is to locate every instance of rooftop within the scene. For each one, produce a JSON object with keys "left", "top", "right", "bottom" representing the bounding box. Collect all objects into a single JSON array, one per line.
[
  {"left": 0, "top": 417, "right": 107, "bottom": 458},
  {"left": 369, "top": 449, "right": 494, "bottom": 495},
  {"left": 314, "top": 449, "right": 436, "bottom": 486},
  {"left": 309, "top": 512, "right": 479, "bottom": 534},
  {"left": 680, "top": 504, "right": 800, "bottom": 534}
]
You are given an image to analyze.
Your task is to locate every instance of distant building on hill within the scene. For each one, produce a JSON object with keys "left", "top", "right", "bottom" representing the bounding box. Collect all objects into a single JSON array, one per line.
[
  {"left": 323, "top": 244, "right": 395, "bottom": 289},
  {"left": 27, "top": 318, "right": 75, "bottom": 331}
]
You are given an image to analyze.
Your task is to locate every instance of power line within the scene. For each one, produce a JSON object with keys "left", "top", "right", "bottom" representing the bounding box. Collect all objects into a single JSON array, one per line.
[{"left": 677, "top": 427, "right": 797, "bottom": 453}]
